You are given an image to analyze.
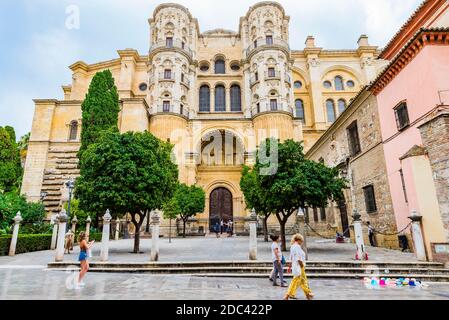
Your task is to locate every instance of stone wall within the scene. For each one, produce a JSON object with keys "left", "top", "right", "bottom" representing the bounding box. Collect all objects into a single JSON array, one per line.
[
  {"left": 419, "top": 110, "right": 449, "bottom": 242},
  {"left": 306, "top": 90, "right": 400, "bottom": 249}
]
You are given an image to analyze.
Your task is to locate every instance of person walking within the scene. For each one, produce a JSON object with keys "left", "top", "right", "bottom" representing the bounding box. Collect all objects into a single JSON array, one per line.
[
  {"left": 270, "top": 235, "right": 286, "bottom": 287},
  {"left": 77, "top": 231, "right": 95, "bottom": 289},
  {"left": 220, "top": 219, "right": 224, "bottom": 235},
  {"left": 228, "top": 220, "right": 233, "bottom": 237},
  {"left": 284, "top": 234, "right": 314, "bottom": 300},
  {"left": 367, "top": 222, "right": 376, "bottom": 247}
]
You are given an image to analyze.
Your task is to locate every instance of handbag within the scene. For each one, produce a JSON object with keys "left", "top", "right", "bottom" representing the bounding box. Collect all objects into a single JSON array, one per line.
[{"left": 281, "top": 255, "right": 286, "bottom": 265}]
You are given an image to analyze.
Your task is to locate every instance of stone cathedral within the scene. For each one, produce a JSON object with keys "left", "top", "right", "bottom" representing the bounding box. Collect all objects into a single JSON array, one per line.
[{"left": 21, "top": 2, "right": 387, "bottom": 234}]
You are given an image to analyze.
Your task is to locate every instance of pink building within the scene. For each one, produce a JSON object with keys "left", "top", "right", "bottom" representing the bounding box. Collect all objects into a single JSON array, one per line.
[{"left": 371, "top": 0, "right": 449, "bottom": 260}]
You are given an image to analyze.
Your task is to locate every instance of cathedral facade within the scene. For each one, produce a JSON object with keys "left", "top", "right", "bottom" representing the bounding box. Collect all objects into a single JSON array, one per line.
[{"left": 21, "top": 2, "right": 387, "bottom": 234}]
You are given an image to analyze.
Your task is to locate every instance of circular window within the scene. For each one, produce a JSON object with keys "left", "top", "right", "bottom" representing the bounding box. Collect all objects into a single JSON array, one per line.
[
  {"left": 294, "top": 81, "right": 303, "bottom": 89},
  {"left": 323, "top": 81, "right": 332, "bottom": 89},
  {"left": 347, "top": 80, "right": 355, "bottom": 88},
  {"left": 199, "top": 62, "right": 210, "bottom": 72},
  {"left": 231, "top": 63, "right": 240, "bottom": 71},
  {"left": 139, "top": 83, "right": 148, "bottom": 91}
]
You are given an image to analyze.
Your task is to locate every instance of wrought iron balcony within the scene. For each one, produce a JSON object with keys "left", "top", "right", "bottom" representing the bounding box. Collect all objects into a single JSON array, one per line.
[
  {"left": 150, "top": 40, "right": 193, "bottom": 58},
  {"left": 244, "top": 37, "right": 290, "bottom": 58},
  {"left": 155, "top": 105, "right": 189, "bottom": 118},
  {"left": 159, "top": 72, "right": 176, "bottom": 81},
  {"left": 264, "top": 71, "right": 281, "bottom": 79},
  {"left": 251, "top": 101, "right": 293, "bottom": 117}
]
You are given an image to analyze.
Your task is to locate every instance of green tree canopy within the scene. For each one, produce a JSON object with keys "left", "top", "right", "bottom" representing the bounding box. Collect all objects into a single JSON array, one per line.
[
  {"left": 75, "top": 130, "right": 179, "bottom": 252},
  {"left": 0, "top": 126, "right": 22, "bottom": 193},
  {"left": 240, "top": 165, "right": 272, "bottom": 242},
  {"left": 165, "top": 183, "right": 206, "bottom": 238},
  {"left": 244, "top": 138, "right": 346, "bottom": 250},
  {"left": 78, "top": 69, "right": 120, "bottom": 159},
  {"left": 0, "top": 192, "right": 46, "bottom": 233}
]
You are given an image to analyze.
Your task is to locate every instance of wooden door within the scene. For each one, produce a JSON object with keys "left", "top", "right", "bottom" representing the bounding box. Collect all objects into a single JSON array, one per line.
[{"left": 209, "top": 188, "right": 233, "bottom": 231}]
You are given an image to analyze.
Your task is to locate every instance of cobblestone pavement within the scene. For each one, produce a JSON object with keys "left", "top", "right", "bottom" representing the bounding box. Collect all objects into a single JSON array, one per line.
[
  {"left": 1, "top": 269, "right": 448, "bottom": 300},
  {"left": 0, "top": 236, "right": 418, "bottom": 266}
]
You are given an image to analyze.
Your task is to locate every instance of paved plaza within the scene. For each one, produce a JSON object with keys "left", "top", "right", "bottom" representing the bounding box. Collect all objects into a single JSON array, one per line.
[
  {"left": 1, "top": 269, "right": 449, "bottom": 300},
  {"left": 2, "top": 236, "right": 448, "bottom": 300},
  {"left": 0, "top": 236, "right": 419, "bottom": 266}
]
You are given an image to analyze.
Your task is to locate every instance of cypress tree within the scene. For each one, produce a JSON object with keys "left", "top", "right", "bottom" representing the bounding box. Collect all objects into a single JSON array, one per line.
[
  {"left": 0, "top": 126, "right": 22, "bottom": 192},
  {"left": 78, "top": 69, "right": 120, "bottom": 159}
]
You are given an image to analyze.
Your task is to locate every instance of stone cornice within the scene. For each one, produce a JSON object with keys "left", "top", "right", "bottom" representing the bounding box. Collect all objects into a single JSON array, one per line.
[
  {"left": 380, "top": 0, "right": 448, "bottom": 60},
  {"left": 370, "top": 28, "right": 449, "bottom": 96}
]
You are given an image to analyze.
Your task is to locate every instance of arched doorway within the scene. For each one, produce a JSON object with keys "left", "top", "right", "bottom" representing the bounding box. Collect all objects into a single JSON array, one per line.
[{"left": 209, "top": 187, "right": 233, "bottom": 232}]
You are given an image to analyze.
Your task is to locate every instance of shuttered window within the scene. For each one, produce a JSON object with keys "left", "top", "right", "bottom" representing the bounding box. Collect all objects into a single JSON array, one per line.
[
  {"left": 230, "top": 85, "right": 241, "bottom": 111},
  {"left": 363, "top": 185, "right": 377, "bottom": 213},
  {"left": 347, "top": 121, "right": 361, "bottom": 157},
  {"left": 394, "top": 102, "right": 410, "bottom": 131}
]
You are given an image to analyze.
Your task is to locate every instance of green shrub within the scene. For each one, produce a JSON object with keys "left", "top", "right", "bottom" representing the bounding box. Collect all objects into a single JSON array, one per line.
[{"left": 0, "top": 234, "right": 52, "bottom": 256}]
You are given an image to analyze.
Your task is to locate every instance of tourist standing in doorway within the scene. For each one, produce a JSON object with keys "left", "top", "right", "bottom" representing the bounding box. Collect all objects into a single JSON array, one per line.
[
  {"left": 284, "top": 234, "right": 314, "bottom": 300},
  {"left": 367, "top": 222, "right": 376, "bottom": 247},
  {"left": 220, "top": 219, "right": 224, "bottom": 234},
  {"left": 228, "top": 220, "right": 233, "bottom": 237},
  {"left": 270, "top": 235, "right": 286, "bottom": 287},
  {"left": 214, "top": 222, "right": 220, "bottom": 238},
  {"left": 77, "top": 232, "right": 95, "bottom": 289}
]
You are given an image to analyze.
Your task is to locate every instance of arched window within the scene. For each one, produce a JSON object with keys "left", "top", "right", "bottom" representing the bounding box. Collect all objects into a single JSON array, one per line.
[
  {"left": 326, "top": 99, "right": 336, "bottom": 123},
  {"left": 230, "top": 85, "right": 241, "bottom": 111},
  {"left": 199, "top": 85, "right": 210, "bottom": 112},
  {"left": 215, "top": 59, "right": 226, "bottom": 74},
  {"left": 338, "top": 99, "right": 347, "bottom": 115},
  {"left": 69, "top": 121, "right": 78, "bottom": 141},
  {"left": 334, "top": 76, "right": 344, "bottom": 91},
  {"left": 215, "top": 85, "right": 226, "bottom": 111},
  {"left": 295, "top": 99, "right": 305, "bottom": 124}
]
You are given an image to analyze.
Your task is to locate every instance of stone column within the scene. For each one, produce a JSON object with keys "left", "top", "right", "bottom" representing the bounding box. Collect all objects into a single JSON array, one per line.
[
  {"left": 85, "top": 216, "right": 92, "bottom": 240},
  {"left": 150, "top": 210, "right": 161, "bottom": 262},
  {"left": 115, "top": 217, "right": 120, "bottom": 241},
  {"left": 50, "top": 214, "right": 59, "bottom": 250},
  {"left": 296, "top": 208, "right": 308, "bottom": 260},
  {"left": 8, "top": 212, "right": 23, "bottom": 256},
  {"left": 352, "top": 210, "right": 367, "bottom": 261},
  {"left": 409, "top": 210, "right": 427, "bottom": 261},
  {"left": 249, "top": 209, "right": 258, "bottom": 261},
  {"left": 55, "top": 210, "right": 68, "bottom": 262},
  {"left": 100, "top": 210, "right": 112, "bottom": 262}
]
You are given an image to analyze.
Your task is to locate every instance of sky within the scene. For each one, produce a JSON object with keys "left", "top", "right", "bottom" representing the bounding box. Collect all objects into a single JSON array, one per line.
[{"left": 0, "top": 0, "right": 423, "bottom": 139}]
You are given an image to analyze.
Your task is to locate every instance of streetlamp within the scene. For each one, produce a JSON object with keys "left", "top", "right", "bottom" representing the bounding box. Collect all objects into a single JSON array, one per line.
[{"left": 65, "top": 178, "right": 75, "bottom": 224}]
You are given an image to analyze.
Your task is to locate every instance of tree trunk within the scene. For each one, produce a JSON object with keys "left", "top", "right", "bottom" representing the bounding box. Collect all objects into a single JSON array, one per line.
[
  {"left": 183, "top": 218, "right": 187, "bottom": 238},
  {"left": 263, "top": 215, "right": 269, "bottom": 242},
  {"left": 131, "top": 212, "right": 146, "bottom": 254},
  {"left": 133, "top": 221, "right": 141, "bottom": 254},
  {"left": 279, "top": 220, "right": 287, "bottom": 251}
]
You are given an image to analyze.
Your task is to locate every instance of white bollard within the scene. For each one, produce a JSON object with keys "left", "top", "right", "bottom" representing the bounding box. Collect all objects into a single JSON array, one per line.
[
  {"left": 100, "top": 210, "right": 112, "bottom": 262},
  {"left": 71, "top": 215, "right": 78, "bottom": 234},
  {"left": 55, "top": 210, "right": 68, "bottom": 262},
  {"left": 150, "top": 210, "right": 161, "bottom": 262},
  {"left": 352, "top": 210, "right": 367, "bottom": 261},
  {"left": 409, "top": 210, "right": 427, "bottom": 261},
  {"left": 249, "top": 209, "right": 258, "bottom": 261},
  {"left": 50, "top": 214, "right": 59, "bottom": 250},
  {"left": 115, "top": 217, "right": 120, "bottom": 241},
  {"left": 85, "top": 216, "right": 92, "bottom": 239},
  {"left": 9, "top": 212, "right": 23, "bottom": 256}
]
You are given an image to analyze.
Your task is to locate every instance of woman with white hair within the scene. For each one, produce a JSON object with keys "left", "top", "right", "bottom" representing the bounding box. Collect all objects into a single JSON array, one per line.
[{"left": 284, "top": 234, "right": 314, "bottom": 300}]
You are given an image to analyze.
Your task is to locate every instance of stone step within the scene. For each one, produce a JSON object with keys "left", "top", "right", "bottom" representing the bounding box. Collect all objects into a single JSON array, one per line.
[
  {"left": 47, "top": 267, "right": 449, "bottom": 282},
  {"left": 48, "top": 265, "right": 449, "bottom": 275},
  {"left": 48, "top": 260, "right": 445, "bottom": 269}
]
